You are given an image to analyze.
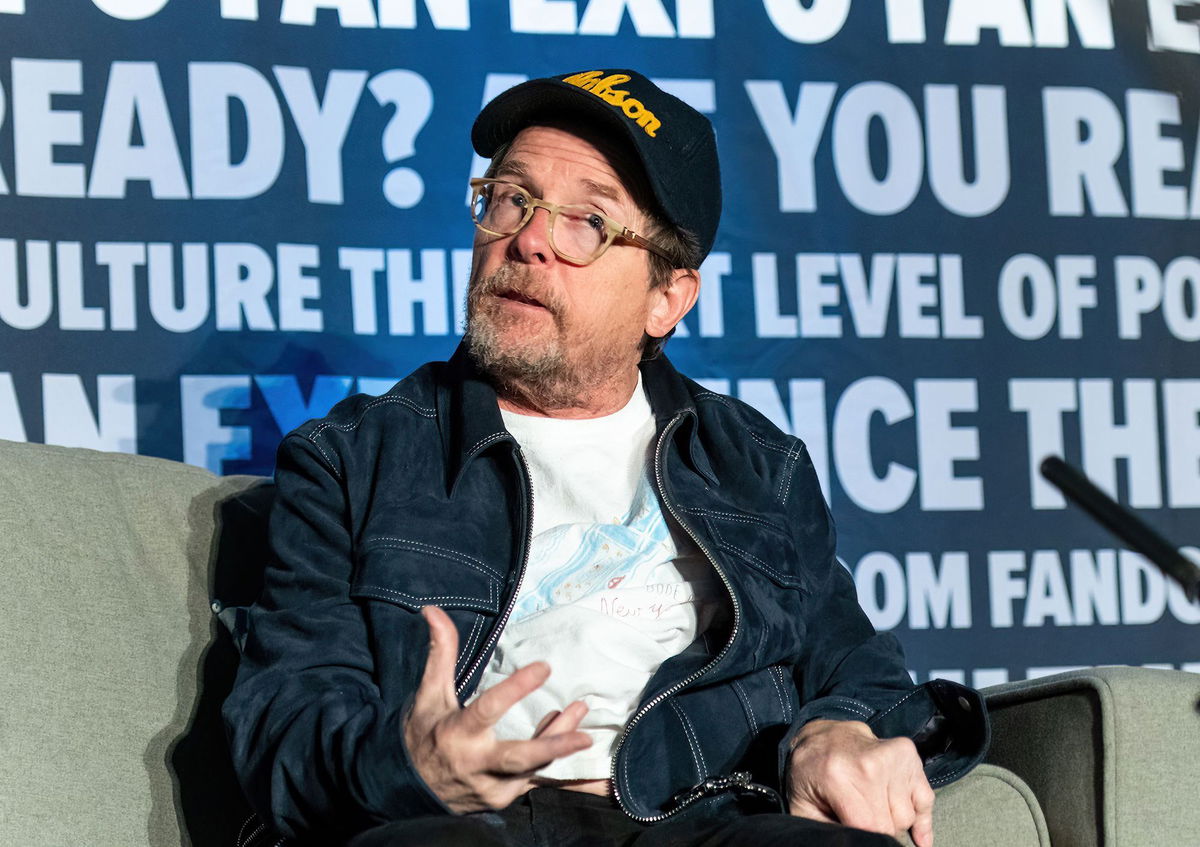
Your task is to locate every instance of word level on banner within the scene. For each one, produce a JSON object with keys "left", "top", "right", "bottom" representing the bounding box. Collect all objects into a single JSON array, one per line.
[{"left": 751, "top": 252, "right": 982, "bottom": 339}]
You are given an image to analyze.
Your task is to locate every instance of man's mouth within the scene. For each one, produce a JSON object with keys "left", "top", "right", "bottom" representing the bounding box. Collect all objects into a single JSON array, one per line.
[{"left": 496, "top": 289, "right": 547, "bottom": 310}]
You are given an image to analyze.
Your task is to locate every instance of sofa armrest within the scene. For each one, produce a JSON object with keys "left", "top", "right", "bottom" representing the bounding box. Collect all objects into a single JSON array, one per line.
[
  {"left": 982, "top": 666, "right": 1200, "bottom": 847},
  {"left": 897, "top": 763, "right": 1049, "bottom": 847}
]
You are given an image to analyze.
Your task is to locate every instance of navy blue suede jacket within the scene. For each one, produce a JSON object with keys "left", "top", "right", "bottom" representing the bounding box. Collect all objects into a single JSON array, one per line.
[{"left": 223, "top": 347, "right": 988, "bottom": 844}]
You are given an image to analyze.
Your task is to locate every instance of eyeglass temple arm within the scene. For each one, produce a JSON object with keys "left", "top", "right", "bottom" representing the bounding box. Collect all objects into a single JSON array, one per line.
[{"left": 621, "top": 227, "right": 676, "bottom": 264}]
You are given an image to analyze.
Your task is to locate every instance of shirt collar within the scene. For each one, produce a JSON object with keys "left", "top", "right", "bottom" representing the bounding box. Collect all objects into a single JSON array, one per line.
[{"left": 442, "top": 344, "right": 718, "bottom": 496}]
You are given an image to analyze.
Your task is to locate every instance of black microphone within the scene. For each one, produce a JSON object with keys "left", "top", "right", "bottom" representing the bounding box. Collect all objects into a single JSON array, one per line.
[{"left": 1039, "top": 456, "right": 1200, "bottom": 603}]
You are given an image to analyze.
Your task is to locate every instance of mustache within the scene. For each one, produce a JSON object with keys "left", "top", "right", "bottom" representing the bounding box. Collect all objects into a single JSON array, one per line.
[{"left": 468, "top": 264, "right": 564, "bottom": 316}]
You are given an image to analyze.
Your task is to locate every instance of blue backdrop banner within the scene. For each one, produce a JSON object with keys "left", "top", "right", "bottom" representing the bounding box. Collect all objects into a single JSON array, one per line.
[{"left": 4, "top": 0, "right": 1200, "bottom": 685}]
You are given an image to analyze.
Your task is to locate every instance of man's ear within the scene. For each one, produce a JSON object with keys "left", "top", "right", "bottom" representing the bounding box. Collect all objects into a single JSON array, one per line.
[{"left": 645, "top": 267, "right": 700, "bottom": 339}]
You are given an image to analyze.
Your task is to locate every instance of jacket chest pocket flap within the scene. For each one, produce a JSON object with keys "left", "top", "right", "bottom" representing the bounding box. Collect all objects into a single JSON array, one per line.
[
  {"left": 693, "top": 509, "right": 811, "bottom": 595},
  {"left": 350, "top": 536, "right": 503, "bottom": 614}
]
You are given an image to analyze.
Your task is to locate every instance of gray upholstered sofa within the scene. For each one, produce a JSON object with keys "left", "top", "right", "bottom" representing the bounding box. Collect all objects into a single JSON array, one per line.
[{"left": 2, "top": 438, "right": 1197, "bottom": 846}]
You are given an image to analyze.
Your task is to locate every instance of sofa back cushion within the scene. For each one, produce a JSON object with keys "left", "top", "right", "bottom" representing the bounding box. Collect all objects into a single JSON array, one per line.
[{"left": 0, "top": 439, "right": 266, "bottom": 847}]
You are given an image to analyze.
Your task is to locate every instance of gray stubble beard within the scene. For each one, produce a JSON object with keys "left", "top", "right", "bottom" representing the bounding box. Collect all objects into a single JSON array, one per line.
[{"left": 465, "top": 263, "right": 639, "bottom": 412}]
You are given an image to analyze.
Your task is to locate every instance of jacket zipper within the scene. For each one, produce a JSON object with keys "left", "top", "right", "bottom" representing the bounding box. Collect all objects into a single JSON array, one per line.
[
  {"left": 455, "top": 444, "right": 535, "bottom": 697},
  {"left": 609, "top": 412, "right": 743, "bottom": 823}
]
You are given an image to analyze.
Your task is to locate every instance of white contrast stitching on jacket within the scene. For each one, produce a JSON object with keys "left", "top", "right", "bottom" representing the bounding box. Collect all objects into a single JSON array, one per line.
[
  {"left": 695, "top": 393, "right": 794, "bottom": 456},
  {"left": 668, "top": 699, "right": 708, "bottom": 778},
  {"left": 457, "top": 614, "right": 485, "bottom": 679},
  {"left": 680, "top": 506, "right": 786, "bottom": 535},
  {"left": 777, "top": 442, "right": 802, "bottom": 505},
  {"left": 709, "top": 524, "right": 800, "bottom": 588},
  {"left": 237, "top": 817, "right": 265, "bottom": 847},
  {"left": 365, "top": 537, "right": 503, "bottom": 580},
  {"left": 828, "top": 700, "right": 873, "bottom": 719},
  {"left": 466, "top": 431, "right": 509, "bottom": 456},
  {"left": 768, "top": 665, "right": 791, "bottom": 720},
  {"left": 873, "top": 687, "right": 921, "bottom": 722},
  {"left": 731, "top": 680, "right": 759, "bottom": 736},
  {"left": 301, "top": 395, "right": 437, "bottom": 480},
  {"left": 356, "top": 585, "right": 498, "bottom": 608}
]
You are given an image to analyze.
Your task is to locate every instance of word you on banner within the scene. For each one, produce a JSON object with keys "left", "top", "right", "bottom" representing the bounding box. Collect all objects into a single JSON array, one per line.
[{"left": 751, "top": 81, "right": 1200, "bottom": 220}]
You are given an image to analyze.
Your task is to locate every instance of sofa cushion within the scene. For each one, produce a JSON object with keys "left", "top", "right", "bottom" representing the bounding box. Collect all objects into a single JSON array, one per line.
[{"left": 0, "top": 440, "right": 265, "bottom": 847}]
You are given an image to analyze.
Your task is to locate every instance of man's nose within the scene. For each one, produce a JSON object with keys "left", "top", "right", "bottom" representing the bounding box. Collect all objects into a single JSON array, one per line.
[{"left": 508, "top": 205, "right": 553, "bottom": 264}]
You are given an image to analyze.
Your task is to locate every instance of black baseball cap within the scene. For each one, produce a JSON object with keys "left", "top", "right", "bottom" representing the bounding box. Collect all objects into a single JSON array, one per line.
[{"left": 471, "top": 69, "right": 722, "bottom": 264}]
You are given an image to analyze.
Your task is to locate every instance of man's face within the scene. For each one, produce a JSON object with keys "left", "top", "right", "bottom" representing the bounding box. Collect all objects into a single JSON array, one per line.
[{"left": 466, "top": 125, "right": 663, "bottom": 409}]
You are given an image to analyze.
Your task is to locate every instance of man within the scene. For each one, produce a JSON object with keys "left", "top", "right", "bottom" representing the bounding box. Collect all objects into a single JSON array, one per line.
[{"left": 224, "top": 70, "right": 987, "bottom": 847}]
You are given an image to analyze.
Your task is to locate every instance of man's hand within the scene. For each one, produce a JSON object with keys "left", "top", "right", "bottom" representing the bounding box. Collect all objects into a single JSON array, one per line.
[
  {"left": 403, "top": 605, "right": 592, "bottom": 814},
  {"left": 786, "top": 719, "right": 935, "bottom": 847}
]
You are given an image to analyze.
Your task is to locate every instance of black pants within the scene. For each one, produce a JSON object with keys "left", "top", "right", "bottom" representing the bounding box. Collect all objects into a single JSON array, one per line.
[{"left": 346, "top": 789, "right": 901, "bottom": 847}]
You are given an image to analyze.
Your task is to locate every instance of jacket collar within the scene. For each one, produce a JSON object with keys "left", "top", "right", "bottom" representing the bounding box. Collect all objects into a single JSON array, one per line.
[
  {"left": 640, "top": 353, "right": 719, "bottom": 487},
  {"left": 441, "top": 344, "right": 718, "bottom": 496},
  {"left": 442, "top": 344, "right": 512, "bottom": 497}
]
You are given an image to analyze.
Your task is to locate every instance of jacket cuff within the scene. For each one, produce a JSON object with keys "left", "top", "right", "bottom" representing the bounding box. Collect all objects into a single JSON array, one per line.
[
  {"left": 777, "top": 680, "right": 990, "bottom": 792},
  {"left": 353, "top": 703, "right": 451, "bottom": 822}
]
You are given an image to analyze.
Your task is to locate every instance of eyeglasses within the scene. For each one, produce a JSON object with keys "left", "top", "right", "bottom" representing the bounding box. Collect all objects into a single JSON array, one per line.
[{"left": 468, "top": 178, "right": 674, "bottom": 266}]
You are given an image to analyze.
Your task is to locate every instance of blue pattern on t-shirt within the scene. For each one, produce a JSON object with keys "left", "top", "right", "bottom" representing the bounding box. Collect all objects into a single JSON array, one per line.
[{"left": 509, "top": 471, "right": 673, "bottom": 624}]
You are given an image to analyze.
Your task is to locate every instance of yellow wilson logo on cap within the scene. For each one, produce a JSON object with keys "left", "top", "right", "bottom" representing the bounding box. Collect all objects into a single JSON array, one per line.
[{"left": 561, "top": 71, "right": 662, "bottom": 138}]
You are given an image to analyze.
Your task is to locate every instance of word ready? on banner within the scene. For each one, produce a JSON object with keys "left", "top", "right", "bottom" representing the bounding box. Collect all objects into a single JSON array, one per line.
[{"left": 1, "top": 59, "right": 433, "bottom": 207}]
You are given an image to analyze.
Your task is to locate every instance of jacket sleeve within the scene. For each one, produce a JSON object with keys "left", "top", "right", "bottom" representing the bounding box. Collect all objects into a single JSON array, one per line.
[
  {"left": 222, "top": 433, "right": 447, "bottom": 843},
  {"left": 775, "top": 444, "right": 989, "bottom": 791}
]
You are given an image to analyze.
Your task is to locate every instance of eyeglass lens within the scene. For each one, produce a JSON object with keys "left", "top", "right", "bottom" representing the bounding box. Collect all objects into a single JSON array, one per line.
[{"left": 472, "top": 182, "right": 607, "bottom": 262}]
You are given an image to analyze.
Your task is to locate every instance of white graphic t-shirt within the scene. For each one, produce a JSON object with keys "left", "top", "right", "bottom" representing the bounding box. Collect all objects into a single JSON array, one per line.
[{"left": 475, "top": 375, "right": 719, "bottom": 780}]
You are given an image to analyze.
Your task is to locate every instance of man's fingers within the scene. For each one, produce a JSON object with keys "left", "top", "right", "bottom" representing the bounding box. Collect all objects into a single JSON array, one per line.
[
  {"left": 886, "top": 790, "right": 917, "bottom": 836},
  {"left": 893, "top": 742, "right": 934, "bottom": 845},
  {"left": 909, "top": 779, "right": 936, "bottom": 847},
  {"left": 490, "top": 732, "right": 593, "bottom": 775},
  {"left": 535, "top": 700, "right": 588, "bottom": 737},
  {"left": 459, "top": 660, "right": 551, "bottom": 732},
  {"left": 911, "top": 816, "right": 934, "bottom": 847},
  {"left": 414, "top": 606, "right": 460, "bottom": 712},
  {"left": 787, "top": 797, "right": 837, "bottom": 824},
  {"left": 826, "top": 785, "right": 892, "bottom": 836},
  {"left": 533, "top": 710, "right": 561, "bottom": 737}
]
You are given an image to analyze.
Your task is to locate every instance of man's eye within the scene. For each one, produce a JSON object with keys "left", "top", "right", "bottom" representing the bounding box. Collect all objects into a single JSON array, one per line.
[
  {"left": 586, "top": 214, "right": 606, "bottom": 232},
  {"left": 491, "top": 186, "right": 523, "bottom": 206}
]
